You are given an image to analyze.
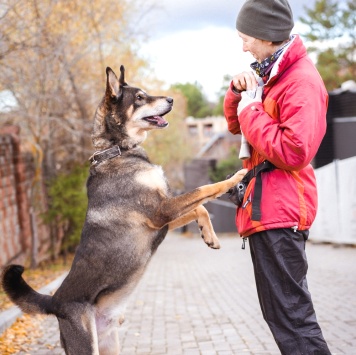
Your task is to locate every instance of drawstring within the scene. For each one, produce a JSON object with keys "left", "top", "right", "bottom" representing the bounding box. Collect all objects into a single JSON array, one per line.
[{"left": 241, "top": 237, "right": 247, "bottom": 250}]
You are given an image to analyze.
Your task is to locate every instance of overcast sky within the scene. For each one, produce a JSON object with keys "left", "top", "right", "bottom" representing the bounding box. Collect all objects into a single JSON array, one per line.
[{"left": 138, "top": 0, "right": 316, "bottom": 101}]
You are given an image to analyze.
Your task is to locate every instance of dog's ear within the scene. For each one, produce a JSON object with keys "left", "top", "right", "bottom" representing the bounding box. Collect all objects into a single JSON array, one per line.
[
  {"left": 119, "top": 65, "right": 128, "bottom": 87},
  {"left": 106, "top": 67, "right": 124, "bottom": 99}
]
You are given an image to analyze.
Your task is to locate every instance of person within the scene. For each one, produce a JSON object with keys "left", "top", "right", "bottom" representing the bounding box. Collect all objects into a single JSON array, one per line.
[{"left": 223, "top": 0, "right": 331, "bottom": 354}]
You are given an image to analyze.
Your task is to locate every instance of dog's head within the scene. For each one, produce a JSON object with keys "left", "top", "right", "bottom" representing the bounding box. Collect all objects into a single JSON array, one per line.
[{"left": 92, "top": 66, "right": 173, "bottom": 150}]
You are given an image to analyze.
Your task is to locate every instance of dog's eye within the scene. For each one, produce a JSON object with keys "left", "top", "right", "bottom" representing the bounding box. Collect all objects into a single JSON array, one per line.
[{"left": 136, "top": 94, "right": 143, "bottom": 100}]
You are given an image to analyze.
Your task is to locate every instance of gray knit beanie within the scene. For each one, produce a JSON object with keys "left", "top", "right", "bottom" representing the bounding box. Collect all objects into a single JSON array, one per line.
[{"left": 236, "top": 0, "right": 294, "bottom": 42}]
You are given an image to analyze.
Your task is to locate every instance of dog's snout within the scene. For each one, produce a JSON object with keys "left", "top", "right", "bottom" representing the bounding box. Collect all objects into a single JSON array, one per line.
[{"left": 166, "top": 97, "right": 173, "bottom": 104}]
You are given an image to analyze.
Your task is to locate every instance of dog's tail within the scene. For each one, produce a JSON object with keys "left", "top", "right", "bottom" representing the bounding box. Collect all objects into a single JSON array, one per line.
[{"left": 1, "top": 265, "right": 54, "bottom": 315}]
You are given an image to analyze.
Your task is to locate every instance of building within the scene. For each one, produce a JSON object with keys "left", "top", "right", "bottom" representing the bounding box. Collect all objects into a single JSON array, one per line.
[
  {"left": 315, "top": 80, "right": 356, "bottom": 168},
  {"left": 183, "top": 116, "right": 241, "bottom": 233},
  {"left": 185, "top": 116, "right": 241, "bottom": 160}
]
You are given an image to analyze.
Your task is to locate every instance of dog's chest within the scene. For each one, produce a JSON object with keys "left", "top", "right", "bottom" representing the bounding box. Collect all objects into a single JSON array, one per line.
[{"left": 135, "top": 165, "right": 168, "bottom": 193}]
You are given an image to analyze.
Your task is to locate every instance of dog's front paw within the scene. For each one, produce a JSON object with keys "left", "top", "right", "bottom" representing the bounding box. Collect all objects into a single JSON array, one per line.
[
  {"left": 209, "top": 238, "right": 221, "bottom": 249},
  {"left": 203, "top": 234, "right": 221, "bottom": 249},
  {"left": 198, "top": 224, "right": 221, "bottom": 249},
  {"left": 229, "top": 168, "right": 248, "bottom": 185}
]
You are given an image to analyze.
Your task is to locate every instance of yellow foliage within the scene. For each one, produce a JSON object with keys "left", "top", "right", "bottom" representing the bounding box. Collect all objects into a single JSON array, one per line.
[
  {"left": 0, "top": 0, "right": 193, "bottom": 187},
  {"left": 0, "top": 0, "right": 155, "bottom": 173},
  {"left": 0, "top": 314, "right": 46, "bottom": 354},
  {"left": 0, "top": 0, "right": 151, "bottom": 141}
]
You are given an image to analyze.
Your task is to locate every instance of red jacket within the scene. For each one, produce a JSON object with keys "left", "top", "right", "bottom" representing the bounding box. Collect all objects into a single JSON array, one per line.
[{"left": 224, "top": 35, "right": 328, "bottom": 237}]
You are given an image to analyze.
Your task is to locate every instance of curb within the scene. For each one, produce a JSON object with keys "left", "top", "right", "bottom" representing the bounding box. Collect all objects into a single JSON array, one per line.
[{"left": 0, "top": 272, "right": 68, "bottom": 335}]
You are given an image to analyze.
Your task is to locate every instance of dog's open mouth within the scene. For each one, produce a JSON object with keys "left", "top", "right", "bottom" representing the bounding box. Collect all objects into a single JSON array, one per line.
[{"left": 142, "top": 115, "right": 169, "bottom": 127}]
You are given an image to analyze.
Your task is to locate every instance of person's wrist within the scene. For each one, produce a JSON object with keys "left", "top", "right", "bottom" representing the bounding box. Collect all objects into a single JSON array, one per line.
[{"left": 230, "top": 81, "right": 242, "bottom": 95}]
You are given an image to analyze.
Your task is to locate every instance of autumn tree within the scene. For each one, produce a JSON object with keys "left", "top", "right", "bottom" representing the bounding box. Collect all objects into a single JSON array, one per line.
[
  {"left": 0, "top": 0, "right": 155, "bottom": 264},
  {"left": 0, "top": 0, "right": 153, "bottom": 174},
  {"left": 300, "top": 0, "right": 356, "bottom": 90},
  {"left": 0, "top": 0, "right": 198, "bottom": 262}
]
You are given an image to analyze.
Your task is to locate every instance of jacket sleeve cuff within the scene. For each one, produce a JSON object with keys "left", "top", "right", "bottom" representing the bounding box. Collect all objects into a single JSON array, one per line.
[{"left": 223, "top": 82, "right": 242, "bottom": 135}]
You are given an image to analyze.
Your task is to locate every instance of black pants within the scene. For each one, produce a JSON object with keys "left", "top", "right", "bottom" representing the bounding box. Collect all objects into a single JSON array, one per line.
[{"left": 248, "top": 228, "right": 331, "bottom": 355}]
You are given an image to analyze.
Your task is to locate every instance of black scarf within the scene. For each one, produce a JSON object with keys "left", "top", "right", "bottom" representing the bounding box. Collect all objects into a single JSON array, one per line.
[{"left": 250, "top": 41, "right": 290, "bottom": 78}]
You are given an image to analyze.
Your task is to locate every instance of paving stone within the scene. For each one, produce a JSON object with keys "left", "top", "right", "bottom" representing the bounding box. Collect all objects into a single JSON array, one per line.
[{"left": 3, "top": 232, "right": 356, "bottom": 354}]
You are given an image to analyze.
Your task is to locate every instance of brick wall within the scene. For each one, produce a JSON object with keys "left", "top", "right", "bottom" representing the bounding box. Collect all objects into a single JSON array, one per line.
[{"left": 0, "top": 126, "right": 50, "bottom": 267}]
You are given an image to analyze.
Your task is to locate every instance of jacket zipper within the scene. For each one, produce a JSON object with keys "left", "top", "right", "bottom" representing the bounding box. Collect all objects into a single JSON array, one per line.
[{"left": 242, "top": 194, "right": 251, "bottom": 209}]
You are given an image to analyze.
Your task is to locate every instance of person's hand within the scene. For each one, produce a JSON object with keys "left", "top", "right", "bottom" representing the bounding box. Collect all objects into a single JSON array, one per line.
[
  {"left": 232, "top": 71, "right": 258, "bottom": 92},
  {"left": 237, "top": 86, "right": 263, "bottom": 116}
]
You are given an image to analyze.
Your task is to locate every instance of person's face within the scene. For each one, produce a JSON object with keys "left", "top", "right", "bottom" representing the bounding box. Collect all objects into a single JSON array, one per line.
[{"left": 238, "top": 31, "right": 274, "bottom": 63}]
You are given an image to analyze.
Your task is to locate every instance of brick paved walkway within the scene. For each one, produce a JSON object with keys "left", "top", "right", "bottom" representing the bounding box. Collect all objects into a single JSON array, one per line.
[{"left": 10, "top": 232, "right": 356, "bottom": 354}]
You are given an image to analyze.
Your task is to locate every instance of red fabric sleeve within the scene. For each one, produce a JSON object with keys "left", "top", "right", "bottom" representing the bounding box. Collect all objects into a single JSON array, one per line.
[{"left": 223, "top": 81, "right": 242, "bottom": 135}]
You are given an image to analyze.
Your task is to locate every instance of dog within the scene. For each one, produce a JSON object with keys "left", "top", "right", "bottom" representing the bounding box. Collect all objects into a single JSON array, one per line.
[{"left": 2, "top": 66, "right": 246, "bottom": 354}]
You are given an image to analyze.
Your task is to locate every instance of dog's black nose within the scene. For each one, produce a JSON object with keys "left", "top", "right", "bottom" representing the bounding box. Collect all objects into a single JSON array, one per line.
[{"left": 166, "top": 97, "right": 173, "bottom": 104}]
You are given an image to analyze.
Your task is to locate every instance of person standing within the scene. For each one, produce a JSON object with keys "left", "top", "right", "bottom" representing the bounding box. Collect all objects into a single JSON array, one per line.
[{"left": 224, "top": 0, "right": 331, "bottom": 354}]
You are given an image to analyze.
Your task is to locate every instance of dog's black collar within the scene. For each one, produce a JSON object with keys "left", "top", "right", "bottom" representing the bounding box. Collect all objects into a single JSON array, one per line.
[{"left": 89, "top": 146, "right": 122, "bottom": 165}]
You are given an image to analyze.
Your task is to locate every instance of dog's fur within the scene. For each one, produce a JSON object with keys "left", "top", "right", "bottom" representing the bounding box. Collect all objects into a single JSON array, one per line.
[{"left": 1, "top": 66, "right": 246, "bottom": 354}]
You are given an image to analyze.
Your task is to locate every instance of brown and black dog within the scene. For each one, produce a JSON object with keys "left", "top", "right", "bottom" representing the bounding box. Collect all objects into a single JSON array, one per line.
[{"left": 2, "top": 66, "right": 246, "bottom": 354}]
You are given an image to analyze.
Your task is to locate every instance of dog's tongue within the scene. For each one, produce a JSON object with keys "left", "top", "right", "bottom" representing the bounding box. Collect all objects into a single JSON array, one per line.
[
  {"left": 154, "top": 116, "right": 167, "bottom": 125},
  {"left": 147, "top": 115, "right": 168, "bottom": 127}
]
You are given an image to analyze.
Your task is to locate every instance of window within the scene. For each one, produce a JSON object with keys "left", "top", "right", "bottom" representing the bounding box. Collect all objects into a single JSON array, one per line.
[
  {"left": 188, "top": 125, "right": 198, "bottom": 135},
  {"left": 203, "top": 124, "right": 213, "bottom": 137}
]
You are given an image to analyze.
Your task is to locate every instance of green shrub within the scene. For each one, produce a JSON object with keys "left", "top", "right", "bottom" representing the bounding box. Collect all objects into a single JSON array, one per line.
[
  {"left": 209, "top": 148, "right": 242, "bottom": 183},
  {"left": 44, "top": 165, "right": 88, "bottom": 252}
]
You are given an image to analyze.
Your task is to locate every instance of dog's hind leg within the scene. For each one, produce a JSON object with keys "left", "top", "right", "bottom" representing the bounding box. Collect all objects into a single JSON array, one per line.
[
  {"left": 168, "top": 205, "right": 220, "bottom": 249},
  {"left": 97, "top": 326, "right": 121, "bottom": 355},
  {"left": 58, "top": 303, "right": 99, "bottom": 355}
]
